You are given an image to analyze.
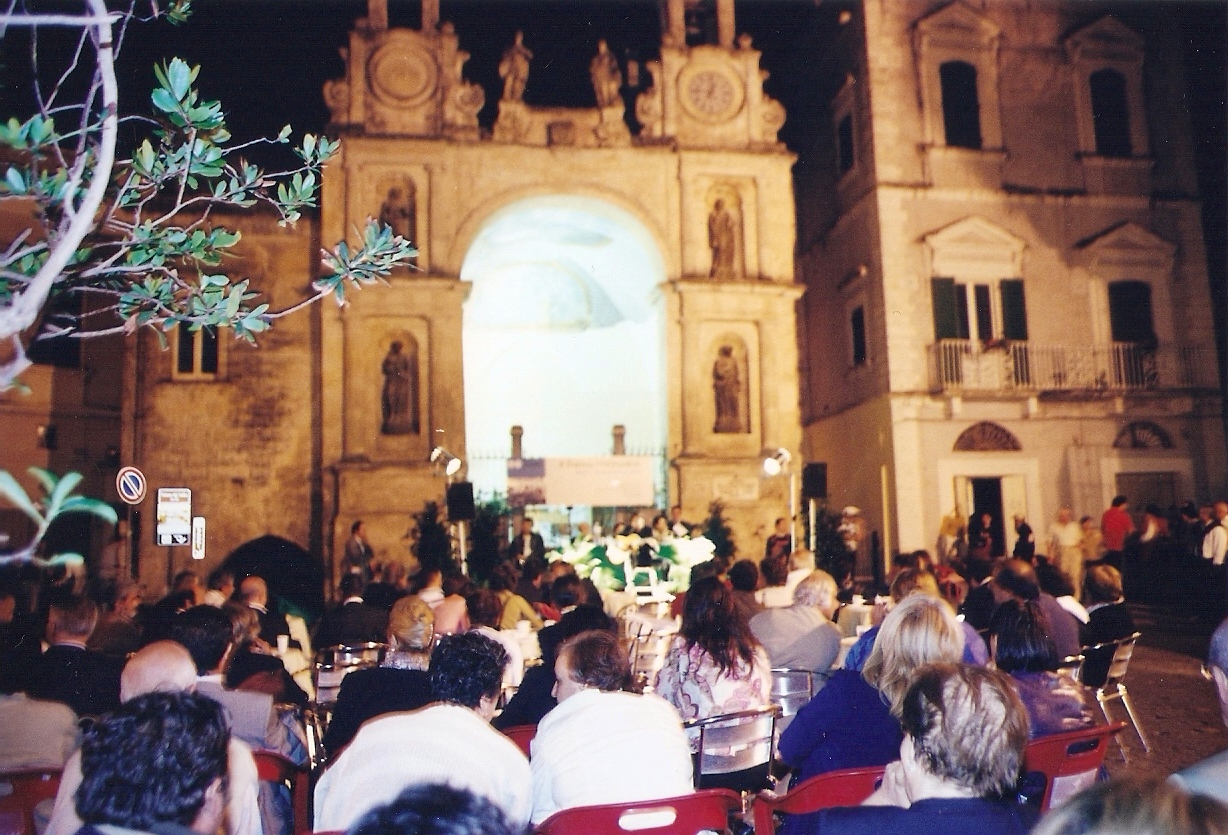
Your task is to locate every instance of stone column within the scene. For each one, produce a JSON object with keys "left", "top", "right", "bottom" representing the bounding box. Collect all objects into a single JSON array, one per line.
[{"left": 716, "top": 0, "right": 735, "bottom": 48}]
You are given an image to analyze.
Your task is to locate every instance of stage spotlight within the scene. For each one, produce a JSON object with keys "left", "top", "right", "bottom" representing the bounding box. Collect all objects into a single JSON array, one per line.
[
  {"left": 762, "top": 447, "right": 792, "bottom": 476},
  {"left": 430, "top": 446, "right": 463, "bottom": 477}
]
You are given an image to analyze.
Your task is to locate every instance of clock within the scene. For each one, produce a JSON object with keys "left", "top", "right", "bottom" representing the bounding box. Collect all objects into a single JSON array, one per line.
[{"left": 679, "top": 63, "right": 744, "bottom": 123}]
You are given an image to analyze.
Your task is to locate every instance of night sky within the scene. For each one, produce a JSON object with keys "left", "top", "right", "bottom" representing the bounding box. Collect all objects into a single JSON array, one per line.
[{"left": 1, "top": 0, "right": 1224, "bottom": 379}]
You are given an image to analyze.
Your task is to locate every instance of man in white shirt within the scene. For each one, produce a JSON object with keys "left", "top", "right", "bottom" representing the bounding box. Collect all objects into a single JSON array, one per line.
[
  {"left": 1203, "top": 501, "right": 1228, "bottom": 567},
  {"left": 529, "top": 631, "right": 693, "bottom": 824},
  {"left": 1047, "top": 507, "right": 1085, "bottom": 599},
  {"left": 313, "top": 632, "right": 530, "bottom": 831}
]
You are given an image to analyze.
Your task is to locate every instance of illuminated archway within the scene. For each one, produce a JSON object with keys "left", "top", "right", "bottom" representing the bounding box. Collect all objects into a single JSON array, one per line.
[{"left": 461, "top": 195, "right": 667, "bottom": 497}]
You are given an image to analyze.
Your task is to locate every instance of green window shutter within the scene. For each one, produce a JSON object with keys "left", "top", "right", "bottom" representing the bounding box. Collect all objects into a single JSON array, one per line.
[
  {"left": 932, "top": 277, "right": 965, "bottom": 340},
  {"left": 1001, "top": 279, "right": 1028, "bottom": 341}
]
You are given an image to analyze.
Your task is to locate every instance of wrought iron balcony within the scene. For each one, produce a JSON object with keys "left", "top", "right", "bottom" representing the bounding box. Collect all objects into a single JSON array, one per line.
[{"left": 928, "top": 340, "right": 1220, "bottom": 395}]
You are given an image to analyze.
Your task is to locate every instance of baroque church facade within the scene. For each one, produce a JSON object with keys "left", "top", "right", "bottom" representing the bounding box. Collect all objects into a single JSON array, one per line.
[{"left": 5, "top": 0, "right": 1218, "bottom": 588}]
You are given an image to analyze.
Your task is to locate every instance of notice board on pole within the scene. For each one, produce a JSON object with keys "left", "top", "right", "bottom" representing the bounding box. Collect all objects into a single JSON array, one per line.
[{"left": 508, "top": 457, "right": 655, "bottom": 507}]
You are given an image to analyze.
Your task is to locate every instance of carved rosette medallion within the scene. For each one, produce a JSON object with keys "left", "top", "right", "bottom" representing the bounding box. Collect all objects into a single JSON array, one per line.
[
  {"left": 678, "top": 62, "right": 744, "bottom": 123},
  {"left": 367, "top": 41, "right": 438, "bottom": 109}
]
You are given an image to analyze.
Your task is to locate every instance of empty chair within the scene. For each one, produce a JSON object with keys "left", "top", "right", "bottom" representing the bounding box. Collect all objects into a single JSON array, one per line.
[
  {"left": 0, "top": 770, "right": 61, "bottom": 835},
  {"left": 1082, "top": 632, "right": 1149, "bottom": 756},
  {"left": 253, "top": 749, "right": 310, "bottom": 835},
  {"left": 751, "top": 766, "right": 886, "bottom": 835},
  {"left": 534, "top": 789, "right": 742, "bottom": 835},
  {"left": 686, "top": 706, "right": 780, "bottom": 794},
  {"left": 1020, "top": 722, "right": 1126, "bottom": 812},
  {"left": 502, "top": 724, "right": 537, "bottom": 758},
  {"left": 769, "top": 669, "right": 814, "bottom": 734}
]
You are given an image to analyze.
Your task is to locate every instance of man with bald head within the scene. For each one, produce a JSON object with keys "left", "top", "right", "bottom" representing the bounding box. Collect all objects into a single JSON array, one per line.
[
  {"left": 45, "top": 641, "right": 262, "bottom": 835},
  {"left": 240, "top": 576, "right": 292, "bottom": 649}
]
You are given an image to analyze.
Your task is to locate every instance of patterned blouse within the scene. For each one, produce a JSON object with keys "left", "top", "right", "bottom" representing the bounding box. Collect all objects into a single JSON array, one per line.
[{"left": 653, "top": 637, "right": 773, "bottom": 751}]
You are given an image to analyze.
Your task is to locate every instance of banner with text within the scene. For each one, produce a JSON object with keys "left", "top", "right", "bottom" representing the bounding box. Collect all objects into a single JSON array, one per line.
[{"left": 507, "top": 456, "right": 655, "bottom": 507}]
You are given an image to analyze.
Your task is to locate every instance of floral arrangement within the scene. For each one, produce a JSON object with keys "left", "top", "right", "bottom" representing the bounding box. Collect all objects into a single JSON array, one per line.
[{"left": 549, "top": 533, "right": 716, "bottom": 593}]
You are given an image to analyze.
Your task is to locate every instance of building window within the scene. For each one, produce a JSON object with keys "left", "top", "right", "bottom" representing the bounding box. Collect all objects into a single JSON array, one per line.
[
  {"left": 931, "top": 277, "right": 1027, "bottom": 342},
  {"left": 1090, "top": 68, "right": 1131, "bottom": 157},
  {"left": 836, "top": 113, "right": 855, "bottom": 174},
  {"left": 1107, "top": 280, "right": 1154, "bottom": 343},
  {"left": 850, "top": 305, "right": 867, "bottom": 365},
  {"left": 175, "top": 326, "right": 219, "bottom": 378},
  {"left": 913, "top": 4, "right": 1002, "bottom": 152},
  {"left": 1065, "top": 17, "right": 1148, "bottom": 160},
  {"left": 939, "top": 61, "right": 982, "bottom": 149}
]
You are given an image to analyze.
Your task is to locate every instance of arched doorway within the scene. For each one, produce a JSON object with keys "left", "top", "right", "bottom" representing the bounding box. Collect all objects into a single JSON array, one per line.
[{"left": 461, "top": 195, "right": 667, "bottom": 508}]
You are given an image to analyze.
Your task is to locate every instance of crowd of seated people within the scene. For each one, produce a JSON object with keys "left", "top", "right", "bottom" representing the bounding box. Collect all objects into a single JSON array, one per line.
[{"left": 12, "top": 531, "right": 1228, "bottom": 835}]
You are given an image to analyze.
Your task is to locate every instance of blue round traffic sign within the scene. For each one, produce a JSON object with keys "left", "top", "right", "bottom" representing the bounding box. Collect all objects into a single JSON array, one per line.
[{"left": 116, "top": 466, "right": 147, "bottom": 505}]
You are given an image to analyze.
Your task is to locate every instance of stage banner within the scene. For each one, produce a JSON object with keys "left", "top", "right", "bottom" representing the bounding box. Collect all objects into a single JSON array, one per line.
[{"left": 507, "top": 456, "right": 655, "bottom": 506}]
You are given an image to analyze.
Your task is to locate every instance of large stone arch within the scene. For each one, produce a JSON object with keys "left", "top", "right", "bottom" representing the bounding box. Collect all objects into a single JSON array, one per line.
[{"left": 445, "top": 182, "right": 675, "bottom": 278}]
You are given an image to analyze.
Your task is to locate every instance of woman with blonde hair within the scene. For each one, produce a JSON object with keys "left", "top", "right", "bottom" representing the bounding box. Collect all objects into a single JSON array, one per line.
[
  {"left": 322, "top": 596, "right": 436, "bottom": 756},
  {"left": 778, "top": 594, "right": 965, "bottom": 798}
]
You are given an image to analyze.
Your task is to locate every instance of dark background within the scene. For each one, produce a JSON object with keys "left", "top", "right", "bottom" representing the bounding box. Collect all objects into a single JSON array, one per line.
[{"left": 2, "top": 0, "right": 1224, "bottom": 401}]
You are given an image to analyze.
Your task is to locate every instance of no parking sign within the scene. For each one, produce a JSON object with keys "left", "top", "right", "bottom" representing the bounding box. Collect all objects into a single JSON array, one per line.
[{"left": 116, "top": 466, "right": 147, "bottom": 505}]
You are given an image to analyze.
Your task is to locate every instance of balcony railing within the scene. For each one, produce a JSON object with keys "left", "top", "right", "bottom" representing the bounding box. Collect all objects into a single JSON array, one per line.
[{"left": 928, "top": 340, "right": 1220, "bottom": 394}]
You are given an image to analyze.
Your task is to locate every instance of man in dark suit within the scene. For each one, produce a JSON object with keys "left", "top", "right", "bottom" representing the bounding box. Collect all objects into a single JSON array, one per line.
[
  {"left": 315, "top": 575, "right": 389, "bottom": 648},
  {"left": 26, "top": 596, "right": 122, "bottom": 717},
  {"left": 504, "top": 517, "right": 545, "bottom": 565}
]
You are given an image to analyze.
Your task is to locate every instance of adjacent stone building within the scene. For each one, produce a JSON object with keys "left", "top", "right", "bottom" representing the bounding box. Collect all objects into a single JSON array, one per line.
[{"left": 796, "top": 1, "right": 1224, "bottom": 567}]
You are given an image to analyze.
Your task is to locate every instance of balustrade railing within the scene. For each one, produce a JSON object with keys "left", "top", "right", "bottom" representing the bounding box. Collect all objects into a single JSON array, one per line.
[{"left": 928, "top": 340, "right": 1218, "bottom": 394}]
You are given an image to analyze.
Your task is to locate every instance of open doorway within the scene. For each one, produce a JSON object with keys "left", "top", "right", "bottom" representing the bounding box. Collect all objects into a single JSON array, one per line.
[
  {"left": 461, "top": 195, "right": 668, "bottom": 504},
  {"left": 971, "top": 477, "right": 1006, "bottom": 558}
]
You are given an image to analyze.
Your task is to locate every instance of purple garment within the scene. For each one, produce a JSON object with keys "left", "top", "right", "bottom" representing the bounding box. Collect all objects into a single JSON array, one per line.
[
  {"left": 777, "top": 669, "right": 902, "bottom": 786},
  {"left": 1010, "top": 670, "right": 1096, "bottom": 739}
]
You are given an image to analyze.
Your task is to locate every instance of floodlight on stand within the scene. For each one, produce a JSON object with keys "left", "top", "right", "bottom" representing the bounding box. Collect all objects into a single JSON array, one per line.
[
  {"left": 762, "top": 448, "right": 792, "bottom": 476},
  {"left": 430, "top": 446, "right": 463, "bottom": 477}
]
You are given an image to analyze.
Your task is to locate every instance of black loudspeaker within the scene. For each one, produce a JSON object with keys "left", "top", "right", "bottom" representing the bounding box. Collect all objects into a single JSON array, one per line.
[
  {"left": 446, "top": 481, "right": 476, "bottom": 521},
  {"left": 802, "top": 463, "right": 828, "bottom": 499}
]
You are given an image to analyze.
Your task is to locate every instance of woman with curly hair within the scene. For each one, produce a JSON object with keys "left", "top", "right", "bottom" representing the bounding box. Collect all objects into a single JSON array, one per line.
[{"left": 653, "top": 575, "right": 772, "bottom": 750}]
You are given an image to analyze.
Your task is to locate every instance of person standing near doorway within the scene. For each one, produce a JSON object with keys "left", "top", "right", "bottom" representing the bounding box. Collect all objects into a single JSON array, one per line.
[
  {"left": 1048, "top": 508, "right": 1085, "bottom": 600},
  {"left": 1100, "top": 495, "right": 1134, "bottom": 569}
]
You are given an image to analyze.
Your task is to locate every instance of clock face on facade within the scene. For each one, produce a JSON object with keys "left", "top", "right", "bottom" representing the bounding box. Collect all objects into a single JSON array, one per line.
[
  {"left": 368, "top": 40, "right": 438, "bottom": 109},
  {"left": 679, "top": 63, "right": 745, "bottom": 123}
]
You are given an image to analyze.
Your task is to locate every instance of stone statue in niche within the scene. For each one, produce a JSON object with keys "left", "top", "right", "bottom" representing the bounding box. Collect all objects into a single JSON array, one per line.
[
  {"left": 499, "top": 31, "right": 533, "bottom": 102},
  {"left": 381, "top": 340, "right": 419, "bottom": 435},
  {"left": 590, "top": 40, "right": 622, "bottom": 108},
  {"left": 379, "top": 184, "right": 416, "bottom": 245},
  {"left": 708, "top": 198, "right": 737, "bottom": 279},
  {"left": 712, "top": 344, "right": 746, "bottom": 433}
]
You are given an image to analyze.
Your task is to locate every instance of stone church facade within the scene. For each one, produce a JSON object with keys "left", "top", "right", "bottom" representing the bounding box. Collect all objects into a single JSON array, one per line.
[
  {"left": 796, "top": 1, "right": 1225, "bottom": 565},
  {"left": 66, "top": 0, "right": 1221, "bottom": 588},
  {"left": 121, "top": 0, "right": 806, "bottom": 585}
]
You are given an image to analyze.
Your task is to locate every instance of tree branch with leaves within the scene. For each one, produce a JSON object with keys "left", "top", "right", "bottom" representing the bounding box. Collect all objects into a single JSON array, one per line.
[{"left": 0, "top": 0, "right": 417, "bottom": 390}]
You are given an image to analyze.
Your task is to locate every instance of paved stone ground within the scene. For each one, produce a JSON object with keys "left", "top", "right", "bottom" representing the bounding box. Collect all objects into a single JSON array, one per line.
[{"left": 1100, "top": 603, "right": 1228, "bottom": 783}]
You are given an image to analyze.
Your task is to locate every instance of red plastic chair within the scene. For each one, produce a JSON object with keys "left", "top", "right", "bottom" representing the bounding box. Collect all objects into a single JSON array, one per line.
[
  {"left": 534, "top": 789, "right": 742, "bottom": 835},
  {"left": 252, "top": 750, "right": 310, "bottom": 835},
  {"left": 1021, "top": 722, "right": 1126, "bottom": 812},
  {"left": 0, "top": 770, "right": 62, "bottom": 835},
  {"left": 751, "top": 766, "right": 886, "bottom": 835},
  {"left": 502, "top": 724, "right": 537, "bottom": 758}
]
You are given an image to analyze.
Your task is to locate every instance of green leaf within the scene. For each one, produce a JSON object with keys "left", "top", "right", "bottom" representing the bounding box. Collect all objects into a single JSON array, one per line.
[
  {"left": 4, "top": 167, "right": 26, "bottom": 194},
  {"left": 27, "top": 467, "right": 57, "bottom": 496},
  {"left": 151, "top": 87, "right": 179, "bottom": 115},
  {"left": 166, "top": 58, "right": 194, "bottom": 100},
  {"left": 46, "top": 470, "right": 84, "bottom": 518},
  {"left": 0, "top": 471, "right": 43, "bottom": 525},
  {"left": 57, "top": 497, "right": 118, "bottom": 524},
  {"left": 277, "top": 125, "right": 292, "bottom": 142}
]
